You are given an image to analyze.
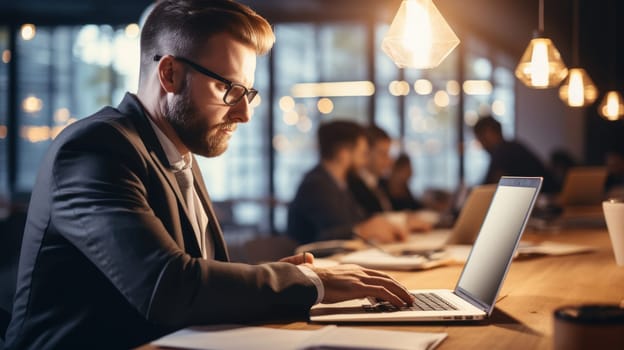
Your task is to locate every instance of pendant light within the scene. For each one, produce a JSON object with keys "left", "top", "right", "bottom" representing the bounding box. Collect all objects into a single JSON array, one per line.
[
  {"left": 515, "top": 0, "right": 568, "bottom": 89},
  {"left": 597, "top": 0, "right": 624, "bottom": 120},
  {"left": 558, "top": 0, "right": 598, "bottom": 107},
  {"left": 381, "top": 0, "right": 460, "bottom": 69},
  {"left": 598, "top": 91, "right": 624, "bottom": 121}
]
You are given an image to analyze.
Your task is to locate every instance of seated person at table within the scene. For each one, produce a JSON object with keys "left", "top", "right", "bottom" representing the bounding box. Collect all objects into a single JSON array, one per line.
[
  {"left": 348, "top": 125, "right": 395, "bottom": 215},
  {"left": 347, "top": 125, "right": 431, "bottom": 231},
  {"left": 287, "top": 120, "right": 408, "bottom": 244},
  {"left": 549, "top": 149, "right": 577, "bottom": 192},
  {"left": 382, "top": 153, "right": 425, "bottom": 211},
  {"left": 3, "top": 2, "right": 414, "bottom": 349},
  {"left": 473, "top": 115, "right": 557, "bottom": 193}
]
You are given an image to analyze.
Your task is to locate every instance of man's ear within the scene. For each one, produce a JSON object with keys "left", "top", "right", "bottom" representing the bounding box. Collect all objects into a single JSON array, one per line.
[{"left": 156, "top": 55, "right": 185, "bottom": 93}]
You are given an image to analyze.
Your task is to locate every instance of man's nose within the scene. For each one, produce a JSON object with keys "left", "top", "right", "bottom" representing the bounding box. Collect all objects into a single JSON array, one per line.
[{"left": 228, "top": 98, "right": 252, "bottom": 124}]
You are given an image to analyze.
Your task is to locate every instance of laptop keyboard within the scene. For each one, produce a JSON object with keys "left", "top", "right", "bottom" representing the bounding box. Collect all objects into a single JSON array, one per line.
[{"left": 363, "top": 292, "right": 458, "bottom": 313}]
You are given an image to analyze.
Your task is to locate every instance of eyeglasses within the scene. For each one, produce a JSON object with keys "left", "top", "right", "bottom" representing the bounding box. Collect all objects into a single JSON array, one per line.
[{"left": 154, "top": 55, "right": 258, "bottom": 106}]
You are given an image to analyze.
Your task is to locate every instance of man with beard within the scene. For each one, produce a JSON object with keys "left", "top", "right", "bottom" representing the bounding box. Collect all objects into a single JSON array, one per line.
[{"left": 4, "top": 1, "right": 413, "bottom": 349}]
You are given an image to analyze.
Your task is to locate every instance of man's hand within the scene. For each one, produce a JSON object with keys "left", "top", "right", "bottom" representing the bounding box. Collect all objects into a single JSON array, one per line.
[
  {"left": 354, "top": 214, "right": 409, "bottom": 243},
  {"left": 279, "top": 252, "right": 315, "bottom": 265},
  {"left": 406, "top": 213, "right": 433, "bottom": 232},
  {"left": 309, "top": 264, "right": 414, "bottom": 307}
]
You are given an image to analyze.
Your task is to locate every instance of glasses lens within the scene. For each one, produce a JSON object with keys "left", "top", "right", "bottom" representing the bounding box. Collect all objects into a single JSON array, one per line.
[
  {"left": 247, "top": 89, "right": 258, "bottom": 104},
  {"left": 224, "top": 84, "right": 247, "bottom": 105}
]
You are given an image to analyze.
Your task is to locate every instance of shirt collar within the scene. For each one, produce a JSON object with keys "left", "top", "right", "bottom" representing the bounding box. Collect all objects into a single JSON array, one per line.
[
  {"left": 358, "top": 169, "right": 378, "bottom": 189},
  {"left": 146, "top": 116, "right": 192, "bottom": 171}
]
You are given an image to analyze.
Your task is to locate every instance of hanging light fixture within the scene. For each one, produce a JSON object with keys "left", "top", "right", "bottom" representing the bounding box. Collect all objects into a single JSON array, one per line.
[
  {"left": 381, "top": 0, "right": 460, "bottom": 69},
  {"left": 515, "top": 0, "right": 568, "bottom": 88},
  {"left": 597, "top": 0, "right": 624, "bottom": 121},
  {"left": 558, "top": 0, "right": 598, "bottom": 107},
  {"left": 598, "top": 91, "right": 624, "bottom": 121}
]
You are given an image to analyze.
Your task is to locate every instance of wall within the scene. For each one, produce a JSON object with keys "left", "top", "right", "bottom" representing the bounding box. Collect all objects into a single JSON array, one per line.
[{"left": 515, "top": 84, "right": 585, "bottom": 165}]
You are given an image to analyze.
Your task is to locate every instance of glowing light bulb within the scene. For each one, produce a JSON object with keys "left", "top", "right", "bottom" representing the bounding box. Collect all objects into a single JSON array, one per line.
[
  {"left": 566, "top": 70, "right": 584, "bottom": 106},
  {"left": 598, "top": 91, "right": 624, "bottom": 121},
  {"left": 515, "top": 37, "right": 568, "bottom": 89},
  {"left": 382, "top": 0, "right": 459, "bottom": 69},
  {"left": 530, "top": 40, "right": 549, "bottom": 87}
]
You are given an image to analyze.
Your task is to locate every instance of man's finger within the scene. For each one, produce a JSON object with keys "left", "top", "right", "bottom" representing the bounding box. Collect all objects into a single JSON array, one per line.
[
  {"left": 359, "top": 284, "right": 406, "bottom": 308},
  {"left": 360, "top": 276, "right": 413, "bottom": 304}
]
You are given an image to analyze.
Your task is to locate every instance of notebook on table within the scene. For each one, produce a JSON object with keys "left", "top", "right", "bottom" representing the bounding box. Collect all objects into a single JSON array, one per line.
[{"left": 311, "top": 176, "right": 543, "bottom": 322}]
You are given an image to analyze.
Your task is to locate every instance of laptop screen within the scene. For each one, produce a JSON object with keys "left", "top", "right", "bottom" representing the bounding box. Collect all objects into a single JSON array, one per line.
[{"left": 455, "top": 177, "right": 542, "bottom": 313}]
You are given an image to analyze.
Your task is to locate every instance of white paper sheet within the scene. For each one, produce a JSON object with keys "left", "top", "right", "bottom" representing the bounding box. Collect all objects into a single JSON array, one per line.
[{"left": 151, "top": 324, "right": 447, "bottom": 350}]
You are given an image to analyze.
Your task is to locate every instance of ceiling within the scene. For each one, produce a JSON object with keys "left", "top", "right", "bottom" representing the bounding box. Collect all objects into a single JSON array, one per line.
[{"left": 0, "top": 0, "right": 621, "bottom": 86}]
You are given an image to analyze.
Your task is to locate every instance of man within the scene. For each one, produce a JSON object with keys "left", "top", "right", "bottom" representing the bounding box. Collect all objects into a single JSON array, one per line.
[
  {"left": 473, "top": 116, "right": 556, "bottom": 193},
  {"left": 287, "top": 120, "right": 408, "bottom": 245},
  {"left": 4, "top": 1, "right": 413, "bottom": 349},
  {"left": 348, "top": 125, "right": 395, "bottom": 216},
  {"left": 348, "top": 125, "right": 430, "bottom": 231}
]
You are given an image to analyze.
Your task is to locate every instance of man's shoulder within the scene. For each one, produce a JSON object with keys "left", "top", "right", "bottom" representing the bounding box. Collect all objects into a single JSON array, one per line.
[
  {"left": 493, "top": 141, "right": 533, "bottom": 158},
  {"left": 292, "top": 166, "right": 337, "bottom": 199},
  {"left": 300, "top": 165, "right": 324, "bottom": 181},
  {"left": 53, "top": 106, "right": 138, "bottom": 146}
]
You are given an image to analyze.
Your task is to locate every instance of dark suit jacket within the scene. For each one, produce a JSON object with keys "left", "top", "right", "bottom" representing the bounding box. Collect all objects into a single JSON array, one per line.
[
  {"left": 485, "top": 141, "right": 557, "bottom": 193},
  {"left": 347, "top": 172, "right": 385, "bottom": 217},
  {"left": 287, "top": 165, "right": 364, "bottom": 244},
  {"left": 4, "top": 94, "right": 316, "bottom": 350}
]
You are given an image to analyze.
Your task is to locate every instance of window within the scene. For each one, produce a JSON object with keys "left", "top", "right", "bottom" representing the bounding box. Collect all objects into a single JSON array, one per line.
[
  {"left": 5, "top": 20, "right": 516, "bottom": 235},
  {"left": 196, "top": 54, "right": 271, "bottom": 233},
  {"left": 15, "top": 24, "right": 139, "bottom": 192},
  {"left": 272, "top": 23, "right": 369, "bottom": 231},
  {"left": 375, "top": 24, "right": 460, "bottom": 196},
  {"left": 374, "top": 25, "right": 400, "bottom": 138},
  {"left": 0, "top": 27, "right": 9, "bottom": 213},
  {"left": 462, "top": 37, "right": 516, "bottom": 187}
]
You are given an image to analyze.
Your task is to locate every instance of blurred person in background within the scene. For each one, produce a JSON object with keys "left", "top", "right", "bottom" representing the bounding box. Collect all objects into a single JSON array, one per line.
[
  {"left": 473, "top": 115, "right": 557, "bottom": 193},
  {"left": 288, "top": 121, "right": 409, "bottom": 244},
  {"left": 549, "top": 149, "right": 577, "bottom": 192},
  {"left": 348, "top": 125, "right": 432, "bottom": 232},
  {"left": 382, "top": 153, "right": 425, "bottom": 211}
]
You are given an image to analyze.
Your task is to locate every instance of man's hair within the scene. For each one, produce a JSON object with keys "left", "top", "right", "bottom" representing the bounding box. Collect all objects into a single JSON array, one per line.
[
  {"left": 318, "top": 120, "right": 366, "bottom": 161},
  {"left": 393, "top": 153, "right": 412, "bottom": 170},
  {"left": 365, "top": 124, "right": 391, "bottom": 147},
  {"left": 139, "top": 0, "right": 274, "bottom": 84},
  {"left": 473, "top": 115, "right": 502, "bottom": 136}
]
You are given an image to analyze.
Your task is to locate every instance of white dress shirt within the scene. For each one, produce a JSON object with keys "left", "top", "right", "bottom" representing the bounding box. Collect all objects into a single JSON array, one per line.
[{"left": 146, "top": 116, "right": 323, "bottom": 304}]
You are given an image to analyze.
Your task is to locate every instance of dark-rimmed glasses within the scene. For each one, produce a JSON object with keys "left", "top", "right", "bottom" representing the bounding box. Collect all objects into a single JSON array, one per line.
[{"left": 154, "top": 55, "right": 258, "bottom": 106}]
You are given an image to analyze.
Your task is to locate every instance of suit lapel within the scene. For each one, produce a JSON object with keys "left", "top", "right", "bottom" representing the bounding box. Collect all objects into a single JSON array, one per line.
[
  {"left": 148, "top": 152, "right": 203, "bottom": 257},
  {"left": 191, "top": 159, "right": 230, "bottom": 262},
  {"left": 117, "top": 94, "right": 203, "bottom": 257}
]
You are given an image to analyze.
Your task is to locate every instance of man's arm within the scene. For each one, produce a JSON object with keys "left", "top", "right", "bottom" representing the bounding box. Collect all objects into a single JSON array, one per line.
[{"left": 51, "top": 122, "right": 316, "bottom": 328}]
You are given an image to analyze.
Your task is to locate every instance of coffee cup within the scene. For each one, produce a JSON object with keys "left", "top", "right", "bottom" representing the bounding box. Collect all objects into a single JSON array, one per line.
[
  {"left": 554, "top": 304, "right": 624, "bottom": 350},
  {"left": 603, "top": 199, "right": 624, "bottom": 266}
]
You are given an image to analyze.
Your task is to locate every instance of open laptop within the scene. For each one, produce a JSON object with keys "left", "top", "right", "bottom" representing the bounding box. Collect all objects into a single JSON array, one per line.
[
  {"left": 392, "top": 184, "right": 497, "bottom": 252},
  {"left": 558, "top": 166, "right": 607, "bottom": 206},
  {"left": 310, "top": 177, "right": 543, "bottom": 322}
]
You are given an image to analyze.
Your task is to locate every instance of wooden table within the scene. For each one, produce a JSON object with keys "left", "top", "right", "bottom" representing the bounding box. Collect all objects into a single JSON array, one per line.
[{"left": 141, "top": 228, "right": 624, "bottom": 350}]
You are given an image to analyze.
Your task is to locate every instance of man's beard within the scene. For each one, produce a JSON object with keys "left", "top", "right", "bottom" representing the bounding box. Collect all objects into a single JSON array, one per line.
[{"left": 165, "top": 86, "right": 231, "bottom": 158}]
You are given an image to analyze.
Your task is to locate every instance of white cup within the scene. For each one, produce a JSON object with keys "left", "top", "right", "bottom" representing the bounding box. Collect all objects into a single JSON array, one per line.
[{"left": 603, "top": 200, "right": 624, "bottom": 266}]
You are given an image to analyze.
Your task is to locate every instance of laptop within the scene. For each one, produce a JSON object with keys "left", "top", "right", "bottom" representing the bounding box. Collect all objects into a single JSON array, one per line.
[
  {"left": 558, "top": 167, "right": 607, "bottom": 206},
  {"left": 310, "top": 177, "right": 543, "bottom": 322},
  {"left": 391, "top": 184, "right": 497, "bottom": 252}
]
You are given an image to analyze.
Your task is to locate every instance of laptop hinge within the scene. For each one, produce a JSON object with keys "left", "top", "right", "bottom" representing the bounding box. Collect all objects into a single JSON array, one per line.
[{"left": 454, "top": 287, "right": 491, "bottom": 314}]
